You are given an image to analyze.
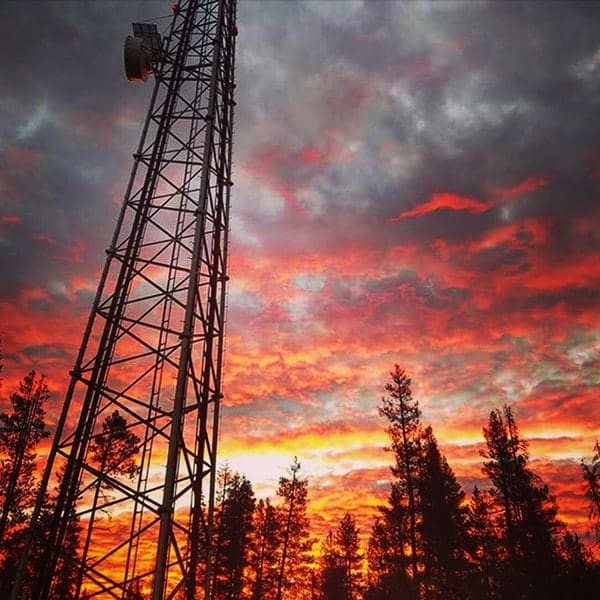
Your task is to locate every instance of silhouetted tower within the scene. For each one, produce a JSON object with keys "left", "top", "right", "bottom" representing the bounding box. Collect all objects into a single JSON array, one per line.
[{"left": 11, "top": 1, "right": 237, "bottom": 598}]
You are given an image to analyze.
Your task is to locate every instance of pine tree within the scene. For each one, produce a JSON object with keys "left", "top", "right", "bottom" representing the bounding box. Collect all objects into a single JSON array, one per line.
[
  {"left": 275, "top": 458, "right": 313, "bottom": 600},
  {"left": 379, "top": 365, "right": 421, "bottom": 588},
  {"left": 320, "top": 530, "right": 346, "bottom": 600},
  {"left": 417, "top": 426, "right": 472, "bottom": 599},
  {"left": 89, "top": 410, "right": 141, "bottom": 484},
  {"left": 481, "top": 405, "right": 563, "bottom": 599},
  {"left": 319, "top": 513, "right": 362, "bottom": 600},
  {"left": 210, "top": 467, "right": 256, "bottom": 600},
  {"left": 0, "top": 371, "right": 75, "bottom": 598},
  {"left": 365, "top": 485, "right": 414, "bottom": 599},
  {"left": 248, "top": 498, "right": 282, "bottom": 600},
  {"left": 49, "top": 506, "right": 81, "bottom": 600},
  {"left": 335, "top": 513, "right": 362, "bottom": 599},
  {"left": 467, "top": 486, "right": 502, "bottom": 599},
  {"left": 556, "top": 530, "right": 600, "bottom": 596},
  {"left": 367, "top": 365, "right": 423, "bottom": 598},
  {"left": 582, "top": 440, "right": 600, "bottom": 541},
  {"left": 0, "top": 370, "right": 50, "bottom": 542},
  {"left": 47, "top": 467, "right": 81, "bottom": 600},
  {"left": 0, "top": 370, "right": 51, "bottom": 597},
  {"left": 73, "top": 410, "right": 140, "bottom": 596},
  {"left": 0, "top": 491, "right": 54, "bottom": 598}
]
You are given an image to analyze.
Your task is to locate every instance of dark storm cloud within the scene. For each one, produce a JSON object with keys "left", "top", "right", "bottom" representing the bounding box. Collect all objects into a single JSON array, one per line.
[
  {"left": 22, "top": 343, "right": 71, "bottom": 361},
  {"left": 3, "top": 1, "right": 598, "bottom": 292},
  {"left": 0, "top": 1, "right": 164, "bottom": 294},
  {"left": 232, "top": 0, "right": 600, "bottom": 274},
  {"left": 380, "top": 1, "right": 600, "bottom": 185}
]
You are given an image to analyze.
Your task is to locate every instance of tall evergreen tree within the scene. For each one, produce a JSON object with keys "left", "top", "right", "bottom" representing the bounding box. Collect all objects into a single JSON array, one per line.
[
  {"left": 418, "top": 426, "right": 472, "bottom": 599},
  {"left": 0, "top": 370, "right": 50, "bottom": 542},
  {"left": 210, "top": 467, "right": 256, "bottom": 600},
  {"left": 0, "top": 371, "right": 79, "bottom": 599},
  {"left": 74, "top": 410, "right": 140, "bottom": 596},
  {"left": 555, "top": 530, "right": 600, "bottom": 597},
  {"left": 89, "top": 410, "right": 141, "bottom": 484},
  {"left": 379, "top": 365, "right": 421, "bottom": 588},
  {"left": 335, "top": 513, "right": 362, "bottom": 600},
  {"left": 467, "top": 486, "right": 502, "bottom": 599},
  {"left": 319, "top": 513, "right": 362, "bottom": 600},
  {"left": 0, "top": 370, "right": 51, "bottom": 597},
  {"left": 365, "top": 490, "right": 414, "bottom": 600},
  {"left": 49, "top": 505, "right": 81, "bottom": 600},
  {"left": 47, "top": 466, "right": 81, "bottom": 600},
  {"left": 275, "top": 458, "right": 313, "bottom": 600},
  {"left": 582, "top": 440, "right": 600, "bottom": 541},
  {"left": 248, "top": 497, "right": 282, "bottom": 600},
  {"left": 371, "top": 367, "right": 487, "bottom": 599},
  {"left": 481, "top": 405, "right": 563, "bottom": 599},
  {"left": 0, "top": 491, "right": 54, "bottom": 598},
  {"left": 320, "top": 530, "right": 346, "bottom": 600}
]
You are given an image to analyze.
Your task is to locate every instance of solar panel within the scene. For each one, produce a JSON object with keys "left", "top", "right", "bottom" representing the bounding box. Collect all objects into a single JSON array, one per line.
[{"left": 132, "top": 22, "right": 161, "bottom": 53}]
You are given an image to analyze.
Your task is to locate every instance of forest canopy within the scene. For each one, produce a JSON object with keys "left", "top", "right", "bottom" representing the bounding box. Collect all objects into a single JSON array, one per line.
[{"left": 0, "top": 356, "right": 599, "bottom": 599}]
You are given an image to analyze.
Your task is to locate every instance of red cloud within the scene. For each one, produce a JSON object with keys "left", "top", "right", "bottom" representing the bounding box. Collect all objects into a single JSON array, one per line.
[
  {"left": 299, "top": 146, "right": 322, "bottom": 164},
  {"left": 33, "top": 233, "right": 57, "bottom": 245},
  {"left": 390, "top": 174, "right": 550, "bottom": 222},
  {"left": 0, "top": 215, "right": 22, "bottom": 226},
  {"left": 390, "top": 192, "right": 489, "bottom": 222},
  {"left": 494, "top": 174, "right": 549, "bottom": 197}
]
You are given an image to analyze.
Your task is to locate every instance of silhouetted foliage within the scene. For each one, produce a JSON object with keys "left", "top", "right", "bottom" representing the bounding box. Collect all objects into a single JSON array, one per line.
[
  {"left": 366, "top": 369, "right": 600, "bottom": 600},
  {"left": 377, "top": 365, "right": 421, "bottom": 591},
  {"left": 481, "top": 405, "right": 564, "bottom": 599},
  {"left": 370, "top": 366, "right": 480, "bottom": 599},
  {"left": 69, "top": 410, "right": 141, "bottom": 597},
  {"left": 2, "top": 358, "right": 599, "bottom": 599},
  {"left": 366, "top": 500, "right": 414, "bottom": 600},
  {"left": 48, "top": 502, "right": 81, "bottom": 600},
  {"left": 89, "top": 410, "right": 141, "bottom": 485},
  {"left": 0, "top": 370, "right": 52, "bottom": 598},
  {"left": 5, "top": 465, "right": 83, "bottom": 600},
  {"left": 248, "top": 497, "right": 282, "bottom": 600},
  {"left": 275, "top": 457, "right": 313, "bottom": 600},
  {"left": 466, "top": 485, "right": 502, "bottom": 599},
  {"left": 319, "top": 513, "right": 362, "bottom": 600},
  {"left": 210, "top": 467, "right": 256, "bottom": 600},
  {"left": 320, "top": 530, "right": 345, "bottom": 600},
  {"left": 582, "top": 440, "right": 600, "bottom": 541},
  {"left": 418, "top": 426, "right": 473, "bottom": 599},
  {"left": 0, "top": 491, "right": 53, "bottom": 599},
  {"left": 556, "top": 530, "right": 600, "bottom": 596},
  {"left": 0, "top": 370, "right": 50, "bottom": 541}
]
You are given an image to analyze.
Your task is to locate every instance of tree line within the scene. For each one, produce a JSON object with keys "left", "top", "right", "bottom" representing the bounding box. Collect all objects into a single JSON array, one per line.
[{"left": 0, "top": 355, "right": 599, "bottom": 599}]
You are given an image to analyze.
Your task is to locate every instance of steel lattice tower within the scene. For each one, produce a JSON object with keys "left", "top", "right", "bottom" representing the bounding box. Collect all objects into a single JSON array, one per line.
[{"left": 11, "top": 1, "right": 237, "bottom": 598}]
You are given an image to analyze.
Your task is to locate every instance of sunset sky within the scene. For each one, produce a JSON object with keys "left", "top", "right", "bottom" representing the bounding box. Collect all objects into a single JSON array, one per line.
[{"left": 0, "top": 0, "right": 599, "bottom": 549}]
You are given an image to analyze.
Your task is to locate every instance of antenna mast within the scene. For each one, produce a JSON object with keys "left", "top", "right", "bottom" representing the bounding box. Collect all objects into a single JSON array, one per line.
[{"left": 12, "top": 1, "right": 237, "bottom": 598}]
